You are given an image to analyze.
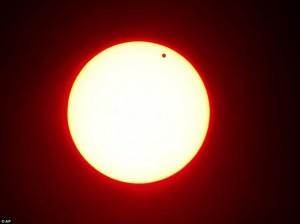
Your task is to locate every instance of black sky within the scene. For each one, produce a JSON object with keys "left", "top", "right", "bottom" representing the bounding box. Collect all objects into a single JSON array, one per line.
[{"left": 0, "top": 1, "right": 297, "bottom": 223}]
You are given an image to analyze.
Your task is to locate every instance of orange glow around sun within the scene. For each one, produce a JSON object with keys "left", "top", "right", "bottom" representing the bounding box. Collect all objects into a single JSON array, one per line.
[{"left": 68, "top": 41, "right": 210, "bottom": 184}]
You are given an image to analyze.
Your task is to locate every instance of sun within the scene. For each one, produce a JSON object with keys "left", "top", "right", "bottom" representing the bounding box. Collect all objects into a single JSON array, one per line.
[{"left": 67, "top": 41, "right": 210, "bottom": 184}]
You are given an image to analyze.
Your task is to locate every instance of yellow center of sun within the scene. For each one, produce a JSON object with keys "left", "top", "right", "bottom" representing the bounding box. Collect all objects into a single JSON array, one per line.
[{"left": 68, "top": 41, "right": 210, "bottom": 184}]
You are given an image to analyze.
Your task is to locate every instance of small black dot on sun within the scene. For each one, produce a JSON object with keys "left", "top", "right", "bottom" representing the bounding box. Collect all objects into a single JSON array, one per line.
[{"left": 162, "top": 53, "right": 166, "bottom": 58}]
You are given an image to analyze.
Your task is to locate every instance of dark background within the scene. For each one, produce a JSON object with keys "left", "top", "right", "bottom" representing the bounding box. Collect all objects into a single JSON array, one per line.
[{"left": 0, "top": 1, "right": 297, "bottom": 223}]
